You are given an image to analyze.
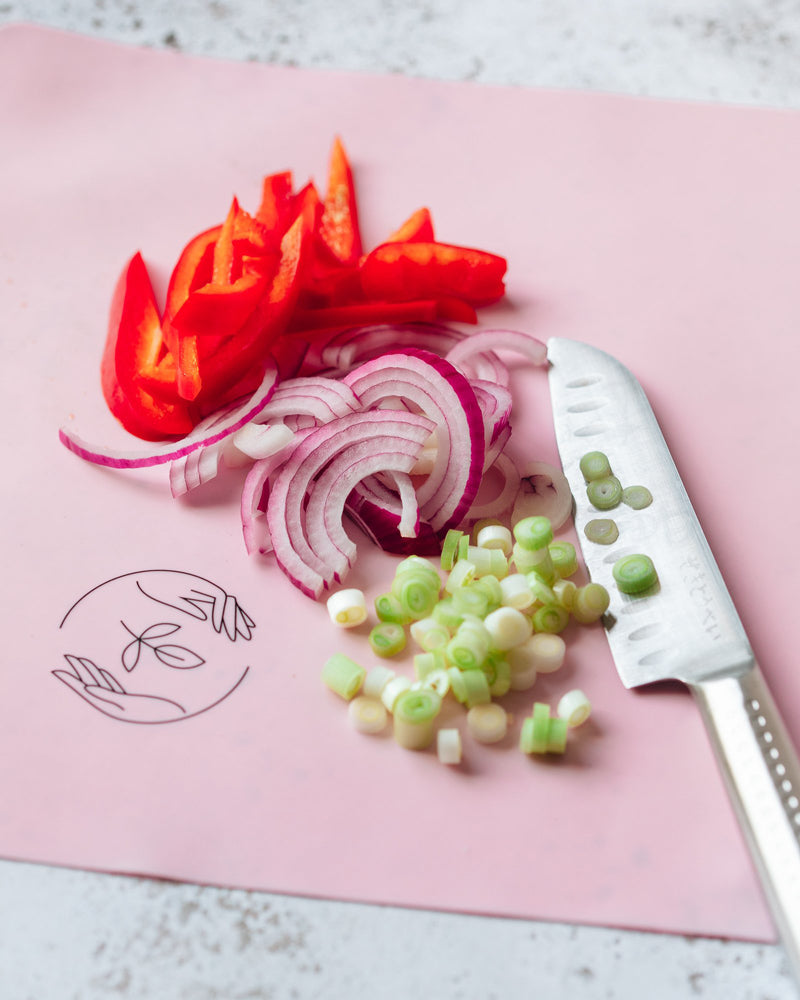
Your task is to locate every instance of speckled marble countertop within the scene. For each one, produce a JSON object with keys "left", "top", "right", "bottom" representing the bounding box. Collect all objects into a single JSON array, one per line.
[{"left": 1, "top": 3, "right": 799, "bottom": 998}]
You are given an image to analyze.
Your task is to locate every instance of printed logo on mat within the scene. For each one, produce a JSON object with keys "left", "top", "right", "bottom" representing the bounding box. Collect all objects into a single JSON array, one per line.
[{"left": 54, "top": 569, "right": 254, "bottom": 724}]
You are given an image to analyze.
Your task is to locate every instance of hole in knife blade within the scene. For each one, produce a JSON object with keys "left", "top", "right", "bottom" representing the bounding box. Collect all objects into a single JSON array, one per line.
[
  {"left": 565, "top": 375, "right": 602, "bottom": 388},
  {"left": 638, "top": 648, "right": 672, "bottom": 668},
  {"left": 574, "top": 423, "right": 610, "bottom": 437},
  {"left": 567, "top": 398, "right": 606, "bottom": 413},
  {"left": 628, "top": 623, "right": 662, "bottom": 641}
]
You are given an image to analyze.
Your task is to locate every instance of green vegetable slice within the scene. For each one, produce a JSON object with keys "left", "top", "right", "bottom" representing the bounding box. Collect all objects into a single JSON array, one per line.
[
  {"left": 586, "top": 476, "right": 623, "bottom": 510},
  {"left": 584, "top": 518, "right": 619, "bottom": 545},
  {"left": 579, "top": 451, "right": 612, "bottom": 482},
  {"left": 612, "top": 553, "right": 658, "bottom": 594},
  {"left": 622, "top": 485, "right": 653, "bottom": 509}
]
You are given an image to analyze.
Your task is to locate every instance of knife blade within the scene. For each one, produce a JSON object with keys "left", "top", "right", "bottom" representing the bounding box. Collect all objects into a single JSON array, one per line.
[{"left": 547, "top": 336, "right": 800, "bottom": 984}]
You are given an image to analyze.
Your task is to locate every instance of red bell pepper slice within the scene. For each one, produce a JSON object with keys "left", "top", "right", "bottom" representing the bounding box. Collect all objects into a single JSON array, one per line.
[
  {"left": 318, "top": 136, "right": 362, "bottom": 266},
  {"left": 101, "top": 252, "right": 195, "bottom": 440},
  {"left": 256, "top": 170, "right": 295, "bottom": 237},
  {"left": 386, "top": 207, "right": 435, "bottom": 244},
  {"left": 359, "top": 241, "right": 507, "bottom": 306}
]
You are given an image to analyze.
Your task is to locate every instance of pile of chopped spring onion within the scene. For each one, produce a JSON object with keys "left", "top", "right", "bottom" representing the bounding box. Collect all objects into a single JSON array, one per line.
[
  {"left": 321, "top": 513, "right": 602, "bottom": 764},
  {"left": 60, "top": 323, "right": 576, "bottom": 599}
]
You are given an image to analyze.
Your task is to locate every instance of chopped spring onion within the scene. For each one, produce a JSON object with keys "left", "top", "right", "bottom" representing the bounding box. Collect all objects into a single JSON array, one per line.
[
  {"left": 579, "top": 451, "right": 612, "bottom": 482},
  {"left": 437, "top": 728, "right": 462, "bottom": 765},
  {"left": 519, "top": 702, "right": 551, "bottom": 754},
  {"left": 369, "top": 622, "right": 408, "bottom": 658},
  {"left": 413, "top": 649, "right": 449, "bottom": 680},
  {"left": 417, "top": 667, "right": 451, "bottom": 697},
  {"left": 445, "top": 558, "right": 476, "bottom": 592},
  {"left": 622, "top": 485, "right": 653, "bottom": 510},
  {"left": 512, "top": 542, "right": 555, "bottom": 584},
  {"left": 485, "top": 654, "right": 511, "bottom": 697},
  {"left": 374, "top": 592, "right": 412, "bottom": 625},
  {"left": 326, "top": 588, "right": 368, "bottom": 628},
  {"left": 483, "top": 606, "right": 533, "bottom": 650},
  {"left": 525, "top": 573, "right": 557, "bottom": 607},
  {"left": 513, "top": 515, "right": 553, "bottom": 551},
  {"left": 466, "top": 545, "right": 508, "bottom": 579},
  {"left": 393, "top": 688, "right": 442, "bottom": 750},
  {"left": 431, "top": 597, "right": 463, "bottom": 630},
  {"left": 548, "top": 540, "right": 578, "bottom": 578},
  {"left": 476, "top": 523, "right": 513, "bottom": 554},
  {"left": 572, "top": 583, "right": 611, "bottom": 623},
  {"left": 322, "top": 654, "right": 366, "bottom": 701},
  {"left": 547, "top": 717, "right": 568, "bottom": 753},
  {"left": 362, "top": 664, "right": 397, "bottom": 699},
  {"left": 508, "top": 662, "right": 538, "bottom": 692},
  {"left": 471, "top": 574, "right": 503, "bottom": 612},
  {"left": 457, "top": 533, "right": 470, "bottom": 561},
  {"left": 612, "top": 553, "right": 659, "bottom": 594},
  {"left": 440, "top": 528, "right": 463, "bottom": 571},
  {"left": 451, "top": 584, "right": 492, "bottom": 619},
  {"left": 509, "top": 632, "right": 566, "bottom": 675},
  {"left": 532, "top": 604, "right": 569, "bottom": 633},
  {"left": 392, "top": 567, "right": 441, "bottom": 619},
  {"left": 446, "top": 619, "right": 491, "bottom": 670},
  {"left": 552, "top": 578, "right": 577, "bottom": 611},
  {"left": 348, "top": 696, "right": 389, "bottom": 734},
  {"left": 409, "top": 616, "right": 450, "bottom": 651},
  {"left": 557, "top": 689, "right": 592, "bottom": 728},
  {"left": 467, "top": 703, "right": 509, "bottom": 744},
  {"left": 448, "top": 666, "right": 491, "bottom": 708},
  {"left": 586, "top": 476, "right": 623, "bottom": 510},
  {"left": 584, "top": 518, "right": 619, "bottom": 545},
  {"left": 381, "top": 674, "right": 412, "bottom": 712},
  {"left": 499, "top": 573, "right": 535, "bottom": 610}
]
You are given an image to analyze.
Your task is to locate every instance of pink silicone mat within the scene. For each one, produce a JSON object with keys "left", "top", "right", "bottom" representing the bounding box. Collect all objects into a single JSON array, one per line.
[{"left": 2, "top": 23, "right": 799, "bottom": 941}]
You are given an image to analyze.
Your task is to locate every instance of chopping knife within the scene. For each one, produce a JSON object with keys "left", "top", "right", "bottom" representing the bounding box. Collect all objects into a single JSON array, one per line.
[{"left": 547, "top": 337, "right": 800, "bottom": 983}]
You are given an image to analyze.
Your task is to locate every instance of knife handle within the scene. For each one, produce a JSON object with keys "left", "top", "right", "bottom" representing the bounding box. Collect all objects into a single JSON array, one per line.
[{"left": 691, "top": 665, "right": 800, "bottom": 982}]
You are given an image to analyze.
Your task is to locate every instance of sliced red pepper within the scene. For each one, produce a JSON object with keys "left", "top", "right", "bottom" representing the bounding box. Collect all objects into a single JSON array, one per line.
[
  {"left": 318, "top": 136, "right": 362, "bottom": 266},
  {"left": 386, "top": 207, "right": 435, "bottom": 243},
  {"left": 434, "top": 296, "right": 478, "bottom": 324},
  {"left": 288, "top": 299, "right": 440, "bottom": 332},
  {"left": 101, "top": 252, "right": 195, "bottom": 440},
  {"left": 359, "top": 241, "right": 507, "bottom": 306},
  {"left": 256, "top": 170, "right": 295, "bottom": 236}
]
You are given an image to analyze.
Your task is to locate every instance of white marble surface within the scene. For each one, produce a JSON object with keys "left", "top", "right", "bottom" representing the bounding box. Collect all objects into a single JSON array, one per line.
[{"left": 2, "top": 2, "right": 800, "bottom": 998}]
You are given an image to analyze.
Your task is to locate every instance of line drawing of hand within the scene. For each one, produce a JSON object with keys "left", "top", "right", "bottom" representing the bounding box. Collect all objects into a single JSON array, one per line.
[
  {"left": 134, "top": 573, "right": 255, "bottom": 642},
  {"left": 53, "top": 654, "right": 188, "bottom": 724}
]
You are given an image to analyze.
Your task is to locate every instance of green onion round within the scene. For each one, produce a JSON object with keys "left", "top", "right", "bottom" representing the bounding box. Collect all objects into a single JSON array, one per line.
[
  {"left": 622, "top": 485, "right": 653, "bottom": 510},
  {"left": 586, "top": 476, "right": 623, "bottom": 511},
  {"left": 579, "top": 451, "right": 612, "bottom": 482},
  {"left": 612, "top": 553, "right": 659, "bottom": 594},
  {"left": 584, "top": 518, "right": 619, "bottom": 545},
  {"left": 369, "top": 623, "right": 407, "bottom": 658},
  {"left": 513, "top": 516, "right": 554, "bottom": 551}
]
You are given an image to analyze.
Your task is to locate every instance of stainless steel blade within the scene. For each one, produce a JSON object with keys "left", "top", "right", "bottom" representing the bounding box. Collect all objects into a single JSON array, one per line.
[
  {"left": 547, "top": 336, "right": 800, "bottom": 985},
  {"left": 547, "top": 336, "right": 753, "bottom": 688}
]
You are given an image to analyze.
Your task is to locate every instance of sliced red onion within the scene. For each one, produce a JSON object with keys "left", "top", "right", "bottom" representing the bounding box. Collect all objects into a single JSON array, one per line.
[
  {"left": 345, "top": 495, "right": 442, "bottom": 557},
  {"left": 343, "top": 349, "right": 485, "bottom": 533},
  {"left": 483, "top": 422, "right": 512, "bottom": 473},
  {"left": 464, "top": 452, "right": 522, "bottom": 521},
  {"left": 446, "top": 328, "right": 548, "bottom": 374},
  {"left": 471, "top": 378, "right": 513, "bottom": 447},
  {"left": 251, "top": 376, "right": 360, "bottom": 425},
  {"left": 224, "top": 422, "right": 297, "bottom": 467},
  {"left": 59, "top": 363, "right": 279, "bottom": 470},
  {"left": 511, "top": 459, "right": 574, "bottom": 531},
  {"left": 353, "top": 472, "right": 421, "bottom": 539},
  {"left": 303, "top": 322, "right": 465, "bottom": 375},
  {"left": 240, "top": 430, "right": 307, "bottom": 556},
  {"left": 266, "top": 409, "right": 435, "bottom": 598}
]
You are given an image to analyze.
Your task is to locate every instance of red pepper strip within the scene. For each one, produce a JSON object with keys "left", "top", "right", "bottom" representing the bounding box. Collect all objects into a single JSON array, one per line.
[
  {"left": 101, "top": 252, "right": 195, "bottom": 441},
  {"left": 386, "top": 207, "right": 435, "bottom": 243},
  {"left": 434, "top": 296, "right": 478, "bottom": 324},
  {"left": 256, "top": 170, "right": 295, "bottom": 235},
  {"left": 191, "top": 195, "right": 316, "bottom": 404},
  {"left": 359, "top": 241, "right": 507, "bottom": 306},
  {"left": 288, "top": 299, "right": 440, "bottom": 332},
  {"left": 318, "top": 136, "right": 362, "bottom": 266}
]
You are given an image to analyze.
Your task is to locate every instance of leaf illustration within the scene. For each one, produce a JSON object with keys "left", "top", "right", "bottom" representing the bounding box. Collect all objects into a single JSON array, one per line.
[
  {"left": 139, "top": 622, "right": 181, "bottom": 642},
  {"left": 154, "top": 644, "right": 205, "bottom": 670},
  {"left": 121, "top": 638, "right": 142, "bottom": 673}
]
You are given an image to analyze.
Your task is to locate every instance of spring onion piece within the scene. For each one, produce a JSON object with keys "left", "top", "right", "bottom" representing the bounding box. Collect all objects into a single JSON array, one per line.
[
  {"left": 322, "top": 654, "right": 366, "bottom": 701},
  {"left": 392, "top": 567, "right": 441, "bottom": 620},
  {"left": 572, "top": 583, "right": 611, "bottom": 623},
  {"left": 584, "top": 518, "right": 619, "bottom": 545},
  {"left": 513, "top": 515, "right": 553, "bottom": 551},
  {"left": 512, "top": 543, "right": 555, "bottom": 584},
  {"left": 452, "top": 667, "right": 491, "bottom": 708},
  {"left": 381, "top": 674, "right": 412, "bottom": 712},
  {"left": 440, "top": 529, "right": 463, "bottom": 571},
  {"left": 499, "top": 573, "right": 535, "bottom": 610},
  {"left": 476, "top": 523, "right": 513, "bottom": 554},
  {"left": 362, "top": 664, "right": 397, "bottom": 699},
  {"left": 413, "top": 649, "right": 448, "bottom": 680},
  {"left": 467, "top": 703, "right": 509, "bottom": 744},
  {"left": 374, "top": 592, "right": 412, "bottom": 625},
  {"left": 392, "top": 688, "right": 442, "bottom": 750},
  {"left": 509, "top": 662, "right": 538, "bottom": 692},
  {"left": 395, "top": 555, "right": 441, "bottom": 582},
  {"left": 445, "top": 558, "right": 476, "bottom": 592},
  {"left": 369, "top": 623, "right": 407, "bottom": 658},
  {"left": 417, "top": 668, "right": 451, "bottom": 697},
  {"left": 548, "top": 540, "right": 578, "bottom": 578},
  {"left": 410, "top": 616, "right": 450, "bottom": 651},
  {"left": 520, "top": 702, "right": 551, "bottom": 755},
  {"left": 457, "top": 533, "right": 470, "bottom": 561},
  {"left": 326, "top": 588, "right": 368, "bottom": 628},
  {"left": 557, "top": 689, "right": 592, "bottom": 728},
  {"left": 348, "top": 696, "right": 389, "bottom": 734},
  {"left": 547, "top": 717, "right": 568, "bottom": 754},
  {"left": 437, "top": 728, "right": 463, "bottom": 765},
  {"left": 532, "top": 604, "right": 569, "bottom": 633},
  {"left": 622, "top": 485, "right": 653, "bottom": 510},
  {"left": 482, "top": 651, "right": 511, "bottom": 696},
  {"left": 431, "top": 597, "right": 463, "bottom": 630},
  {"left": 552, "top": 578, "right": 577, "bottom": 612},
  {"left": 466, "top": 545, "right": 508, "bottom": 579},
  {"left": 525, "top": 573, "right": 557, "bottom": 607},
  {"left": 446, "top": 619, "right": 491, "bottom": 671},
  {"left": 483, "top": 606, "right": 533, "bottom": 650},
  {"left": 612, "top": 553, "right": 659, "bottom": 594},
  {"left": 472, "top": 574, "right": 503, "bottom": 611},
  {"left": 586, "top": 476, "right": 623, "bottom": 511},
  {"left": 579, "top": 451, "right": 612, "bottom": 482},
  {"left": 509, "top": 632, "right": 566, "bottom": 675},
  {"left": 451, "top": 584, "right": 492, "bottom": 619}
]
